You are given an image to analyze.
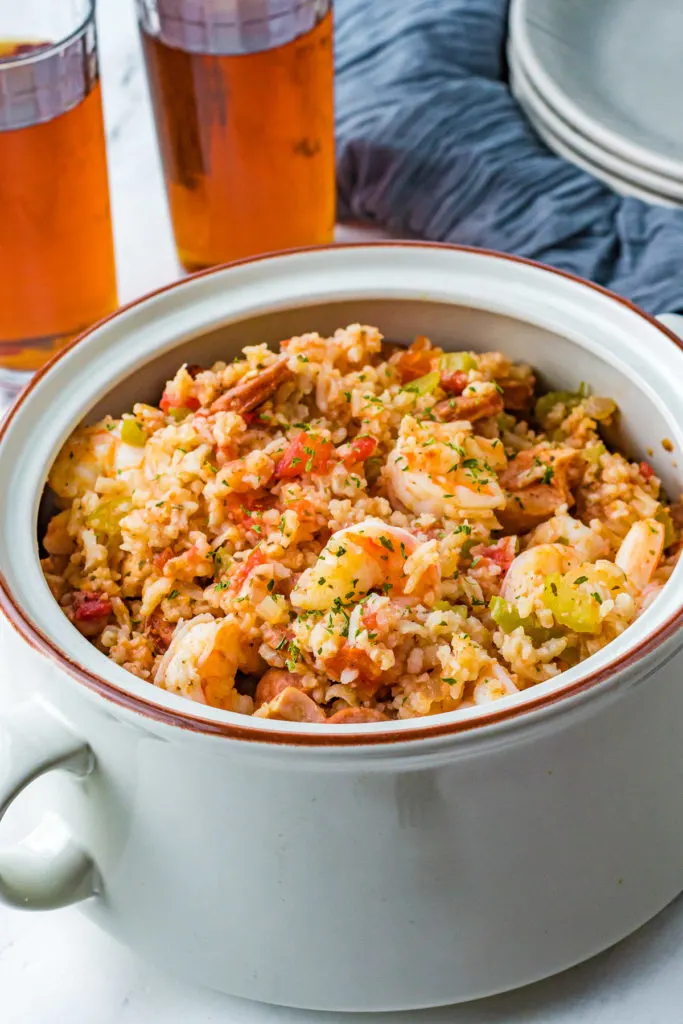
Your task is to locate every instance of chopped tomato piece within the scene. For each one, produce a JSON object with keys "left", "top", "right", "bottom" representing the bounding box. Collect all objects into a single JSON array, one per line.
[
  {"left": 153, "top": 547, "right": 175, "bottom": 571},
  {"left": 325, "top": 645, "right": 384, "bottom": 697},
  {"left": 240, "top": 410, "right": 269, "bottom": 426},
  {"left": 472, "top": 536, "right": 517, "bottom": 572},
  {"left": 339, "top": 435, "right": 378, "bottom": 467},
  {"left": 392, "top": 336, "right": 438, "bottom": 384},
  {"left": 439, "top": 370, "right": 468, "bottom": 395},
  {"left": 228, "top": 548, "right": 267, "bottom": 594},
  {"left": 282, "top": 497, "right": 322, "bottom": 542},
  {"left": 639, "top": 461, "right": 655, "bottom": 481},
  {"left": 160, "top": 389, "right": 199, "bottom": 415},
  {"left": 223, "top": 493, "right": 272, "bottom": 527},
  {"left": 144, "top": 607, "right": 176, "bottom": 653},
  {"left": 274, "top": 432, "right": 332, "bottom": 478},
  {"left": 72, "top": 592, "right": 113, "bottom": 622}
]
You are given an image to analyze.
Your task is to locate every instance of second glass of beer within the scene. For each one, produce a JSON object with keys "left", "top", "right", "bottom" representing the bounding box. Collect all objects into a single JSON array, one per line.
[{"left": 136, "top": 0, "right": 335, "bottom": 272}]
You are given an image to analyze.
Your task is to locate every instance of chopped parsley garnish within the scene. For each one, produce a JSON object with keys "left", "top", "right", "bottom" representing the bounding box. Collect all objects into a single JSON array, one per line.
[{"left": 285, "top": 641, "right": 301, "bottom": 671}]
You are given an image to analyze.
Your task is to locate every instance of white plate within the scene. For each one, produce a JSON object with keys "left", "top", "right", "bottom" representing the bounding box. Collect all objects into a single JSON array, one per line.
[
  {"left": 508, "top": 39, "right": 683, "bottom": 200},
  {"left": 509, "top": 49, "right": 682, "bottom": 206},
  {"left": 515, "top": 85, "right": 676, "bottom": 206},
  {"left": 510, "top": 0, "right": 683, "bottom": 181}
]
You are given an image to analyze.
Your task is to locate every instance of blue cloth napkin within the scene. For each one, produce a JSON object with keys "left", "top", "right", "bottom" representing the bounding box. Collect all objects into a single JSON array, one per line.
[{"left": 334, "top": 0, "right": 683, "bottom": 314}]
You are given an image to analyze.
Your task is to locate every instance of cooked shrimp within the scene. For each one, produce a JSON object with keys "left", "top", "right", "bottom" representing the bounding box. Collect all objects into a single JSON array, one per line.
[
  {"left": 155, "top": 614, "right": 261, "bottom": 709},
  {"left": 472, "top": 663, "right": 519, "bottom": 704},
  {"left": 290, "top": 517, "right": 438, "bottom": 612},
  {"left": 209, "top": 355, "right": 292, "bottom": 416},
  {"left": 386, "top": 415, "right": 507, "bottom": 519},
  {"left": 501, "top": 544, "right": 581, "bottom": 608},
  {"left": 615, "top": 518, "right": 666, "bottom": 591},
  {"left": 526, "top": 514, "right": 610, "bottom": 562},
  {"left": 49, "top": 420, "right": 146, "bottom": 500}
]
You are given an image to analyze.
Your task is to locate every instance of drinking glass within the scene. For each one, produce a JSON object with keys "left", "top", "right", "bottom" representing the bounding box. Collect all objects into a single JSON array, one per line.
[
  {"left": 136, "top": 0, "right": 335, "bottom": 272},
  {"left": 0, "top": 0, "right": 118, "bottom": 399}
]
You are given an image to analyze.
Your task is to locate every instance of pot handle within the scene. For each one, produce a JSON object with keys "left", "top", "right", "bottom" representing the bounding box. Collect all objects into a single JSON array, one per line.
[
  {"left": 656, "top": 313, "right": 683, "bottom": 339},
  {"left": 0, "top": 698, "right": 99, "bottom": 910}
]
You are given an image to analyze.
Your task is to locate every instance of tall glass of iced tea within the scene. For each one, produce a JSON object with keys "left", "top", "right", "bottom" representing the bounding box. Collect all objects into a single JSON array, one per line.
[
  {"left": 0, "top": 1, "right": 117, "bottom": 398},
  {"left": 136, "top": 0, "right": 335, "bottom": 272}
]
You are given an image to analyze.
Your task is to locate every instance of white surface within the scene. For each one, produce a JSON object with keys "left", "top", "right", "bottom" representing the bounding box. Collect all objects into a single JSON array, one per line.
[
  {"left": 511, "top": 0, "right": 683, "bottom": 179},
  {"left": 2, "top": 1, "right": 683, "bottom": 1021}
]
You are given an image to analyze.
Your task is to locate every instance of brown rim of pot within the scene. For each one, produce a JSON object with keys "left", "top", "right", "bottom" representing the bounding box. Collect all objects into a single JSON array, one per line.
[{"left": 1, "top": 241, "right": 682, "bottom": 747}]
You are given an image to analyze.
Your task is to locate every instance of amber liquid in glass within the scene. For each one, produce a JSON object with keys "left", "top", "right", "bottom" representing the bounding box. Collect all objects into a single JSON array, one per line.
[
  {"left": 0, "top": 42, "right": 117, "bottom": 371},
  {"left": 141, "top": 11, "right": 335, "bottom": 272}
]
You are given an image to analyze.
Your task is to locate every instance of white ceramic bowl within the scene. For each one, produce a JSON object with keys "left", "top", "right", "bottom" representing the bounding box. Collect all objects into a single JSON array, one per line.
[{"left": 2, "top": 244, "right": 683, "bottom": 1012}]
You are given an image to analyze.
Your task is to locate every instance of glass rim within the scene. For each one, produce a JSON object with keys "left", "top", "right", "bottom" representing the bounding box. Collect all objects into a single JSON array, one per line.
[{"left": 0, "top": 0, "right": 96, "bottom": 69}]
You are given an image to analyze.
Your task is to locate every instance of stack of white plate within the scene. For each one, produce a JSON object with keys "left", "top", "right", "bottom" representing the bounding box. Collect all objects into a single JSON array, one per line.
[{"left": 508, "top": 0, "right": 683, "bottom": 206}]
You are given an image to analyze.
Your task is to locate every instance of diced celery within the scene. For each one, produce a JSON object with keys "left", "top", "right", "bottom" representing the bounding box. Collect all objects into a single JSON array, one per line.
[
  {"left": 656, "top": 506, "right": 677, "bottom": 548},
  {"left": 168, "top": 406, "right": 194, "bottom": 422},
  {"left": 489, "top": 596, "right": 522, "bottom": 633},
  {"left": 497, "top": 413, "right": 516, "bottom": 432},
  {"left": 401, "top": 370, "right": 440, "bottom": 396},
  {"left": 460, "top": 538, "right": 476, "bottom": 560},
  {"left": 85, "top": 498, "right": 129, "bottom": 538},
  {"left": 433, "top": 600, "right": 468, "bottom": 617},
  {"left": 582, "top": 442, "right": 607, "bottom": 467},
  {"left": 561, "top": 646, "right": 580, "bottom": 667},
  {"left": 121, "top": 418, "right": 148, "bottom": 447},
  {"left": 440, "top": 352, "right": 478, "bottom": 373},
  {"left": 542, "top": 574, "right": 601, "bottom": 633},
  {"left": 365, "top": 456, "right": 383, "bottom": 486},
  {"left": 489, "top": 596, "right": 560, "bottom": 644},
  {"left": 583, "top": 396, "right": 616, "bottom": 422},
  {"left": 535, "top": 386, "right": 586, "bottom": 428}
]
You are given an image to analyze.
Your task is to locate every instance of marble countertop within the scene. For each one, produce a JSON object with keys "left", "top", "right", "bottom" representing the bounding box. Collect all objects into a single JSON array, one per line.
[{"left": 3, "top": 1, "right": 683, "bottom": 1021}]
